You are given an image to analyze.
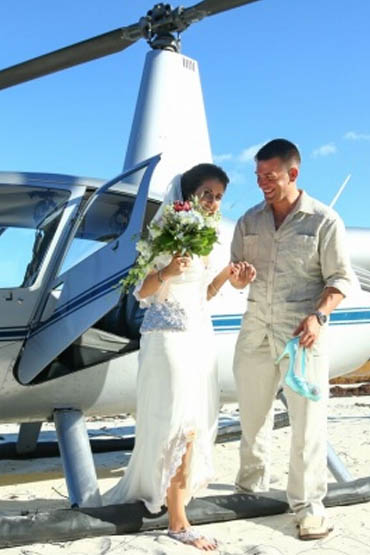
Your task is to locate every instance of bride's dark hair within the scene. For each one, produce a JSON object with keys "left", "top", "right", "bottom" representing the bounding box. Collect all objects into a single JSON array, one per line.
[{"left": 181, "top": 163, "right": 229, "bottom": 201}]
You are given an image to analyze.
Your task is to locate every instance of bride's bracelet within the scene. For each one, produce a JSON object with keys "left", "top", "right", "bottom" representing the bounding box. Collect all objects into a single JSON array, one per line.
[
  {"left": 209, "top": 281, "right": 219, "bottom": 296},
  {"left": 157, "top": 270, "right": 165, "bottom": 283}
]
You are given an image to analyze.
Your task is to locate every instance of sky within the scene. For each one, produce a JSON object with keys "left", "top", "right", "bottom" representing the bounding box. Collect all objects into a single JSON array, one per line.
[{"left": 0, "top": 0, "right": 369, "bottom": 228}]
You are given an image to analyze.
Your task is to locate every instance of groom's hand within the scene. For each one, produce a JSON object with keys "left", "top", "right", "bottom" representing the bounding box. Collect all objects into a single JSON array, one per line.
[{"left": 293, "top": 315, "right": 321, "bottom": 348}]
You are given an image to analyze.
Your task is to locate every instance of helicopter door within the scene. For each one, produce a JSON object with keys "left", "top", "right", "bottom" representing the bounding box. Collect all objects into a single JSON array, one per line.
[{"left": 17, "top": 155, "right": 160, "bottom": 384}]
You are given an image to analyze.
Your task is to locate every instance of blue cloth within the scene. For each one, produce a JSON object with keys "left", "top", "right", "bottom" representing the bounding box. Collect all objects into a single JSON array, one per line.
[{"left": 276, "top": 337, "right": 321, "bottom": 402}]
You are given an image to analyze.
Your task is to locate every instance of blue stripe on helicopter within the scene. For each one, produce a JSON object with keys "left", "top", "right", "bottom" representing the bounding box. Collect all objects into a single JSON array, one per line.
[
  {"left": 0, "top": 328, "right": 28, "bottom": 340},
  {"left": 53, "top": 264, "right": 131, "bottom": 314},
  {"left": 1, "top": 308, "right": 370, "bottom": 341},
  {"left": 211, "top": 309, "right": 370, "bottom": 332},
  {"left": 0, "top": 271, "right": 129, "bottom": 341},
  {"left": 29, "top": 266, "right": 131, "bottom": 337},
  {"left": 330, "top": 309, "right": 370, "bottom": 325}
]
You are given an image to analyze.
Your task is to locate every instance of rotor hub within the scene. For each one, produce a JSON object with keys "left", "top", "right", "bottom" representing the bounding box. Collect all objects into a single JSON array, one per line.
[{"left": 139, "top": 3, "right": 189, "bottom": 52}]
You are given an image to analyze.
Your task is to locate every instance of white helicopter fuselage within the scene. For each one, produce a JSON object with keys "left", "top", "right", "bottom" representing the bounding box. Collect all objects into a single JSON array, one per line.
[{"left": 0, "top": 48, "right": 369, "bottom": 425}]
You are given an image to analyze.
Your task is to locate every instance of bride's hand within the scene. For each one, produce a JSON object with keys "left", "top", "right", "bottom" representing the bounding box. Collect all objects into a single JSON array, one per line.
[
  {"left": 163, "top": 254, "right": 192, "bottom": 277},
  {"left": 218, "top": 263, "right": 236, "bottom": 280}
]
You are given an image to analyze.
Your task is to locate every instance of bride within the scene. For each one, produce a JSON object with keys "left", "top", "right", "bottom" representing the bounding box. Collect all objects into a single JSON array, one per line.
[{"left": 104, "top": 163, "right": 255, "bottom": 551}]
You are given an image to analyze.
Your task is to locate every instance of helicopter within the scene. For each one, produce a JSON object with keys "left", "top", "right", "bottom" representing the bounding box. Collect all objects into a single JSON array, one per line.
[{"left": 1, "top": 0, "right": 370, "bottom": 547}]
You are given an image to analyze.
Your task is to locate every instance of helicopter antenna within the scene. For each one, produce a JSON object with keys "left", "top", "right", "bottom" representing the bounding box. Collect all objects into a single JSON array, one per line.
[
  {"left": 329, "top": 174, "right": 351, "bottom": 208},
  {"left": 0, "top": 0, "right": 260, "bottom": 89}
]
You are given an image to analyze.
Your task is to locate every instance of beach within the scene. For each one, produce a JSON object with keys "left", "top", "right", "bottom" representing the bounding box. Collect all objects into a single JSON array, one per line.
[{"left": 1, "top": 395, "right": 370, "bottom": 554}]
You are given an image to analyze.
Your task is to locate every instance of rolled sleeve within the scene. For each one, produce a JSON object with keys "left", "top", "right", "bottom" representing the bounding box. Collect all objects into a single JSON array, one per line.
[{"left": 320, "top": 217, "right": 354, "bottom": 297}]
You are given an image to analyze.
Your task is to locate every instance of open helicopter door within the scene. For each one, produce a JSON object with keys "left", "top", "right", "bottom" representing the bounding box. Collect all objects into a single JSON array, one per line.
[
  {"left": 16, "top": 155, "right": 160, "bottom": 385},
  {"left": 0, "top": 176, "right": 87, "bottom": 366}
]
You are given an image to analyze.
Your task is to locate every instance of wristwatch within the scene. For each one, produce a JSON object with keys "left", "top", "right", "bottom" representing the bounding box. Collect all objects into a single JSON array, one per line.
[{"left": 311, "top": 310, "right": 328, "bottom": 326}]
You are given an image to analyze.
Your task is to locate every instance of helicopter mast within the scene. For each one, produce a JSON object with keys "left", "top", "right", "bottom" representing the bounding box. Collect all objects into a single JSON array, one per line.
[
  {"left": 122, "top": 3, "right": 212, "bottom": 197},
  {"left": 123, "top": 47, "right": 212, "bottom": 197}
]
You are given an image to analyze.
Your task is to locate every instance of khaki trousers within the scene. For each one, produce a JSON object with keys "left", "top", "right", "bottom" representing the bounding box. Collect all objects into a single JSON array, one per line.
[{"left": 233, "top": 334, "right": 329, "bottom": 519}]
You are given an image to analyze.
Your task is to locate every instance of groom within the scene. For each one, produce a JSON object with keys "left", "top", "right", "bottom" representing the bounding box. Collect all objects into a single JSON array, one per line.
[{"left": 229, "top": 138, "right": 353, "bottom": 540}]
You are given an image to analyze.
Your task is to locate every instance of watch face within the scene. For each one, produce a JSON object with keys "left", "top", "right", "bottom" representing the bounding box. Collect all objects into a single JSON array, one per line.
[{"left": 318, "top": 311, "right": 327, "bottom": 324}]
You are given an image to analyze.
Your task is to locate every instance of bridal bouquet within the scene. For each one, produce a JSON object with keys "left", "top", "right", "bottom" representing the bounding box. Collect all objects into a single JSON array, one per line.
[{"left": 121, "top": 196, "right": 220, "bottom": 292}]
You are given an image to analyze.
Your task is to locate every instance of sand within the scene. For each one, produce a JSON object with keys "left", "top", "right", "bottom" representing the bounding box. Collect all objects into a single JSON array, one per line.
[{"left": 1, "top": 396, "right": 370, "bottom": 554}]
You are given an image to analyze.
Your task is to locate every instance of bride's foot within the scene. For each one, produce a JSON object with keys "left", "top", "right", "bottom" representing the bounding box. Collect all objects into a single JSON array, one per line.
[{"left": 168, "top": 527, "right": 218, "bottom": 551}]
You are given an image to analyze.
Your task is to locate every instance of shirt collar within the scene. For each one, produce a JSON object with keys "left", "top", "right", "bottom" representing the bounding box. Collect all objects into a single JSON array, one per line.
[
  {"left": 293, "top": 190, "right": 316, "bottom": 215},
  {"left": 257, "top": 190, "right": 315, "bottom": 216}
]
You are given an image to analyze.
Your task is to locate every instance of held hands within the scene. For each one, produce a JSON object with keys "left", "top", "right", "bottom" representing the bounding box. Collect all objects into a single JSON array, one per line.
[
  {"left": 229, "top": 261, "right": 257, "bottom": 289},
  {"left": 293, "top": 314, "right": 321, "bottom": 348}
]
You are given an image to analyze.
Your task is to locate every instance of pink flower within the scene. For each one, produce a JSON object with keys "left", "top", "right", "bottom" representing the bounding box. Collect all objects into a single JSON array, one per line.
[{"left": 173, "top": 201, "right": 192, "bottom": 212}]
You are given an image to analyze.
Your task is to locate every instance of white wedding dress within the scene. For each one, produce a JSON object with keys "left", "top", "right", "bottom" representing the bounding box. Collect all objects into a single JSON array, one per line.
[{"left": 103, "top": 254, "right": 219, "bottom": 513}]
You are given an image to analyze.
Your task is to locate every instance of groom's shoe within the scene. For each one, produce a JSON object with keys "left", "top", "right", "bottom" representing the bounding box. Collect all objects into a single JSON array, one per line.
[{"left": 297, "top": 516, "right": 333, "bottom": 541}]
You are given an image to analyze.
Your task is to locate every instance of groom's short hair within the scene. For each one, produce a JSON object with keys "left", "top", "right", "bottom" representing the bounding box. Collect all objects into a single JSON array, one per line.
[
  {"left": 256, "top": 139, "right": 301, "bottom": 167},
  {"left": 181, "top": 163, "right": 229, "bottom": 201}
]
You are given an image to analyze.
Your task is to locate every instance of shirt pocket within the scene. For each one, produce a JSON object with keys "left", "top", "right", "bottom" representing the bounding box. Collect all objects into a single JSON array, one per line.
[
  {"left": 243, "top": 234, "right": 259, "bottom": 264},
  {"left": 279, "top": 233, "right": 319, "bottom": 282},
  {"left": 289, "top": 233, "right": 318, "bottom": 266}
]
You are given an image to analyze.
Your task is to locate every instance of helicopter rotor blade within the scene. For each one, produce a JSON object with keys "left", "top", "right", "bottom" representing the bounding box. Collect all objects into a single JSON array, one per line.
[
  {"left": 0, "top": 23, "right": 141, "bottom": 90},
  {"left": 184, "top": 0, "right": 261, "bottom": 21},
  {"left": 0, "top": 0, "right": 261, "bottom": 90}
]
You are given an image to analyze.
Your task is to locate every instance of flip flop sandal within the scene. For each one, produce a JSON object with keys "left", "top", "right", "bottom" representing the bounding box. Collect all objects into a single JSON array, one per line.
[{"left": 168, "top": 527, "right": 218, "bottom": 547}]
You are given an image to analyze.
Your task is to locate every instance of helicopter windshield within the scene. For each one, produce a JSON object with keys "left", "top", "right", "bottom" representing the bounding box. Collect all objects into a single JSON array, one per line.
[
  {"left": 0, "top": 185, "right": 70, "bottom": 288},
  {"left": 58, "top": 189, "right": 136, "bottom": 275}
]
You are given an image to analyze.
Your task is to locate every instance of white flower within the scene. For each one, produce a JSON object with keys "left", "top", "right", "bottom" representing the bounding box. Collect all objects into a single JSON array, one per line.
[
  {"left": 136, "top": 240, "right": 152, "bottom": 259},
  {"left": 148, "top": 223, "right": 162, "bottom": 239},
  {"left": 190, "top": 211, "right": 205, "bottom": 226},
  {"left": 175, "top": 210, "right": 204, "bottom": 227},
  {"left": 206, "top": 217, "right": 219, "bottom": 230}
]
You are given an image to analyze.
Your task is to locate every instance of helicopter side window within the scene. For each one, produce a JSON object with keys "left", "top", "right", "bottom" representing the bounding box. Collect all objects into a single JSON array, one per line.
[
  {"left": 0, "top": 185, "right": 70, "bottom": 288},
  {"left": 58, "top": 190, "right": 135, "bottom": 275},
  {"left": 0, "top": 228, "right": 36, "bottom": 288}
]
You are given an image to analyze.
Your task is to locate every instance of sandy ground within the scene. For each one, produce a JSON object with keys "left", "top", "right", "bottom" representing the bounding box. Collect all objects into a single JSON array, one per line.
[{"left": 1, "top": 396, "right": 370, "bottom": 554}]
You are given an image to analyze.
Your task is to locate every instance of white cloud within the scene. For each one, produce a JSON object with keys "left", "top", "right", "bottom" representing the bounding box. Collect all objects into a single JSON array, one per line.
[
  {"left": 312, "top": 143, "right": 337, "bottom": 158},
  {"left": 343, "top": 131, "right": 370, "bottom": 141},
  {"left": 237, "top": 142, "right": 265, "bottom": 163},
  {"left": 213, "top": 153, "right": 233, "bottom": 163}
]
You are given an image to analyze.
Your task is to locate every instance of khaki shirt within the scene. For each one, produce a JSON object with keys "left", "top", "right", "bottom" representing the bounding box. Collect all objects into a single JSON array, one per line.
[{"left": 231, "top": 190, "right": 354, "bottom": 357}]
